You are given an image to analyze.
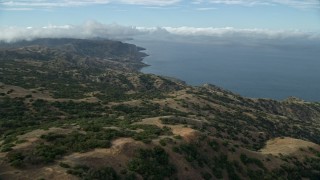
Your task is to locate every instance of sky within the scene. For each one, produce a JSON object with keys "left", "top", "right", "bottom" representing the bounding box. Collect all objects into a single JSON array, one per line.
[{"left": 0, "top": 0, "right": 320, "bottom": 42}]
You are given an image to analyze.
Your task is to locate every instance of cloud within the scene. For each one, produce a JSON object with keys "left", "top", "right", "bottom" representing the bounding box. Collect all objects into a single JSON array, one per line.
[
  {"left": 1, "top": 0, "right": 110, "bottom": 7},
  {"left": 0, "top": 8, "right": 34, "bottom": 11},
  {"left": 271, "top": 0, "right": 320, "bottom": 9},
  {"left": 0, "top": 21, "right": 319, "bottom": 43},
  {"left": 196, "top": 7, "right": 217, "bottom": 11},
  {"left": 162, "top": 26, "right": 315, "bottom": 39},
  {"left": 0, "top": 21, "right": 143, "bottom": 43},
  {"left": 0, "top": 0, "right": 180, "bottom": 8},
  {"left": 1, "top": 0, "right": 319, "bottom": 9},
  {"left": 206, "top": 0, "right": 271, "bottom": 6},
  {"left": 118, "top": 0, "right": 181, "bottom": 6},
  {"left": 206, "top": 0, "right": 320, "bottom": 9},
  {"left": 1, "top": 0, "right": 318, "bottom": 10}
]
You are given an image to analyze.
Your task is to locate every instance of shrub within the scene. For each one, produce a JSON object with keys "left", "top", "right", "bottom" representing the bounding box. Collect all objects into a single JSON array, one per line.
[
  {"left": 202, "top": 172, "right": 212, "bottom": 180},
  {"left": 7, "top": 152, "right": 25, "bottom": 168},
  {"left": 86, "top": 167, "right": 119, "bottom": 180},
  {"left": 59, "top": 162, "right": 71, "bottom": 168},
  {"left": 159, "top": 139, "right": 167, "bottom": 146},
  {"left": 208, "top": 140, "right": 220, "bottom": 151},
  {"left": 240, "top": 154, "right": 265, "bottom": 170},
  {"left": 128, "top": 146, "right": 176, "bottom": 179},
  {"left": 1, "top": 143, "right": 14, "bottom": 152}
]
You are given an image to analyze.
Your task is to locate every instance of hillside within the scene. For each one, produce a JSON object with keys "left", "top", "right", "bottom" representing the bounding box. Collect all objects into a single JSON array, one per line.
[{"left": 0, "top": 38, "right": 319, "bottom": 180}]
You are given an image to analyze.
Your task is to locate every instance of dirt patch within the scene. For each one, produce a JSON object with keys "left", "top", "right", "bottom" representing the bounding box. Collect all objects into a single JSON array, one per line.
[
  {"left": 259, "top": 137, "right": 320, "bottom": 155},
  {"left": 0, "top": 138, "right": 141, "bottom": 180},
  {"left": 0, "top": 84, "right": 52, "bottom": 99},
  {"left": 18, "top": 127, "right": 74, "bottom": 140},
  {"left": 62, "top": 138, "right": 145, "bottom": 171},
  {"left": 137, "top": 117, "right": 198, "bottom": 141},
  {"left": 11, "top": 127, "right": 76, "bottom": 151},
  {"left": 171, "top": 127, "right": 197, "bottom": 140},
  {"left": 0, "top": 152, "right": 6, "bottom": 159},
  {"left": 137, "top": 117, "right": 167, "bottom": 127},
  {"left": 107, "top": 99, "right": 142, "bottom": 108},
  {"left": 0, "top": 164, "right": 76, "bottom": 180},
  {"left": 0, "top": 83, "right": 99, "bottom": 103},
  {"left": 12, "top": 137, "right": 39, "bottom": 150}
]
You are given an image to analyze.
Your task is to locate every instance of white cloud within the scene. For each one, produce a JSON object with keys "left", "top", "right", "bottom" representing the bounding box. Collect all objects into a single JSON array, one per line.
[
  {"left": 206, "top": 0, "right": 320, "bottom": 9},
  {"left": 1, "top": 0, "right": 319, "bottom": 9},
  {"left": 0, "top": 7, "right": 34, "bottom": 11},
  {"left": 118, "top": 0, "right": 181, "bottom": 6},
  {"left": 271, "top": 0, "right": 320, "bottom": 8},
  {"left": 162, "top": 26, "right": 308, "bottom": 39},
  {"left": 0, "top": 21, "right": 319, "bottom": 43},
  {"left": 0, "top": 0, "right": 180, "bottom": 8},
  {"left": 1, "top": 0, "right": 318, "bottom": 9},
  {"left": 192, "top": 0, "right": 202, "bottom": 4},
  {"left": 207, "top": 0, "right": 271, "bottom": 6},
  {"left": 1, "top": 0, "right": 111, "bottom": 7},
  {"left": 196, "top": 7, "right": 217, "bottom": 11},
  {"left": 0, "top": 21, "right": 143, "bottom": 43}
]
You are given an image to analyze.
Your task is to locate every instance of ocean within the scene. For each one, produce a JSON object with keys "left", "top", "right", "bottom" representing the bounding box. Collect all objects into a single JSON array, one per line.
[{"left": 132, "top": 39, "right": 320, "bottom": 102}]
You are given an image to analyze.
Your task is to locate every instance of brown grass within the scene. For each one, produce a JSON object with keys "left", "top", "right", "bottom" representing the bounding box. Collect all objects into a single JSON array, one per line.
[
  {"left": 0, "top": 83, "right": 99, "bottom": 103},
  {"left": 259, "top": 137, "right": 320, "bottom": 155},
  {"left": 0, "top": 163, "right": 77, "bottom": 180},
  {"left": 61, "top": 138, "right": 145, "bottom": 172},
  {"left": 136, "top": 117, "right": 198, "bottom": 141}
]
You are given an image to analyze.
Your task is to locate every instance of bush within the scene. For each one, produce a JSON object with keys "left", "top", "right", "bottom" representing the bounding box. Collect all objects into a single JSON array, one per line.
[
  {"left": 159, "top": 138, "right": 172, "bottom": 146},
  {"left": 28, "top": 144, "right": 66, "bottom": 164},
  {"left": 1, "top": 143, "right": 14, "bottom": 152},
  {"left": 128, "top": 146, "right": 176, "bottom": 179},
  {"left": 177, "top": 144, "right": 207, "bottom": 167},
  {"left": 212, "top": 168, "right": 223, "bottom": 179},
  {"left": 240, "top": 154, "right": 265, "bottom": 170},
  {"left": 7, "top": 152, "right": 25, "bottom": 168},
  {"left": 208, "top": 140, "right": 220, "bottom": 151},
  {"left": 202, "top": 172, "right": 212, "bottom": 180},
  {"left": 86, "top": 167, "right": 119, "bottom": 180},
  {"left": 59, "top": 162, "right": 71, "bottom": 168}
]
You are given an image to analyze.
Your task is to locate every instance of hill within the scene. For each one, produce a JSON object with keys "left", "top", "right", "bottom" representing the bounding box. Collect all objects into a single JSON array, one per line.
[{"left": 0, "top": 38, "right": 319, "bottom": 180}]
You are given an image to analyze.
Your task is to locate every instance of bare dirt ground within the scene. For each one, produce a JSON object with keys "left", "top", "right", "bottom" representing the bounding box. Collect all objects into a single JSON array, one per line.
[
  {"left": 62, "top": 138, "right": 145, "bottom": 171},
  {"left": 0, "top": 83, "right": 52, "bottom": 99},
  {"left": 136, "top": 117, "right": 198, "bottom": 141},
  {"left": 259, "top": 137, "right": 320, "bottom": 155},
  {"left": 0, "top": 138, "right": 144, "bottom": 180},
  {"left": 0, "top": 163, "right": 77, "bottom": 180},
  {"left": 18, "top": 127, "right": 74, "bottom": 140},
  {"left": 7, "top": 127, "right": 77, "bottom": 152},
  {"left": 0, "top": 83, "right": 99, "bottom": 103},
  {"left": 154, "top": 91, "right": 192, "bottom": 113}
]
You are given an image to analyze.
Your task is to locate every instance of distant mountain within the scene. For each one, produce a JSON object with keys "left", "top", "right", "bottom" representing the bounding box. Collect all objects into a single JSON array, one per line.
[{"left": 0, "top": 38, "right": 319, "bottom": 180}]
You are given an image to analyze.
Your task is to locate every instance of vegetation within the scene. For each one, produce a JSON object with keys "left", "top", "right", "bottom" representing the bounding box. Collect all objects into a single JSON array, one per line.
[
  {"left": 0, "top": 38, "right": 319, "bottom": 179},
  {"left": 128, "top": 146, "right": 176, "bottom": 179},
  {"left": 67, "top": 164, "right": 119, "bottom": 180}
]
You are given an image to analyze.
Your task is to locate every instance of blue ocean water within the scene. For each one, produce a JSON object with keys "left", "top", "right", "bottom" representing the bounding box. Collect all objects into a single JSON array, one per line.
[{"left": 133, "top": 40, "right": 320, "bottom": 101}]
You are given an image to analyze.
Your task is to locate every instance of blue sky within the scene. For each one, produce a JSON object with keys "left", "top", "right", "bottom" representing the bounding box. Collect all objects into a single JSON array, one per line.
[{"left": 1, "top": 0, "right": 320, "bottom": 31}]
